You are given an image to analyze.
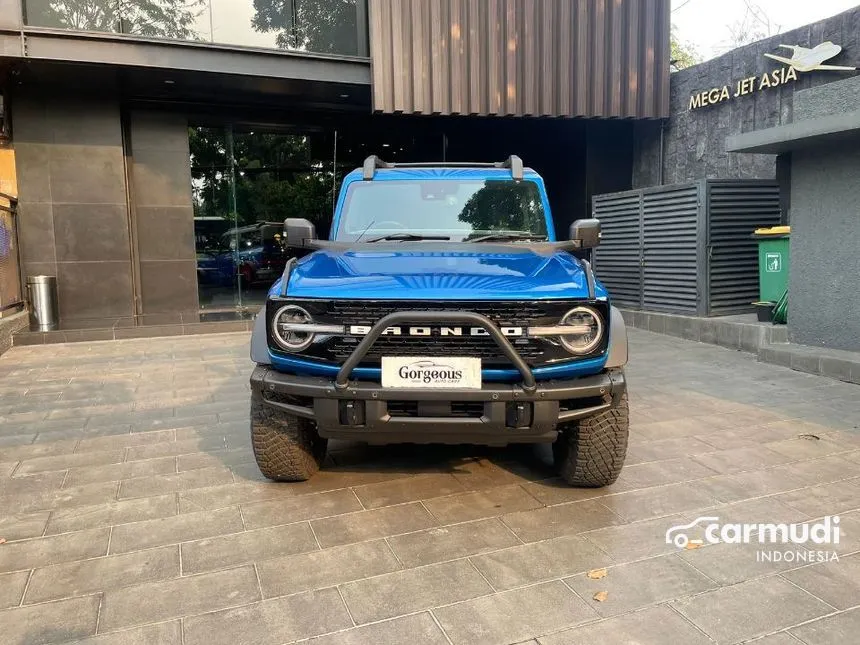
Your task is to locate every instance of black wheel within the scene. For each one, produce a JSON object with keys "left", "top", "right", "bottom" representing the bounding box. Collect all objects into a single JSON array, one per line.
[
  {"left": 553, "top": 393, "right": 629, "bottom": 487},
  {"left": 250, "top": 391, "right": 327, "bottom": 481}
]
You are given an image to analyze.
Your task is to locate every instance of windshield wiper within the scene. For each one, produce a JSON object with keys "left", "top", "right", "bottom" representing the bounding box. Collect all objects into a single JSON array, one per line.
[
  {"left": 366, "top": 233, "right": 451, "bottom": 243},
  {"left": 467, "top": 232, "right": 548, "bottom": 243}
]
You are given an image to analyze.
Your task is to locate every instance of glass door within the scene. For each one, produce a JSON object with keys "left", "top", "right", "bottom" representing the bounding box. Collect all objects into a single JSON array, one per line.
[{"left": 190, "top": 124, "right": 341, "bottom": 315}]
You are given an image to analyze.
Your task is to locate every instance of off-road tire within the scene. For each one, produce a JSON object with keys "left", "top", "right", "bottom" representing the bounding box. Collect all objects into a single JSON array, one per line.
[
  {"left": 553, "top": 393, "right": 629, "bottom": 487},
  {"left": 251, "top": 391, "right": 327, "bottom": 481}
]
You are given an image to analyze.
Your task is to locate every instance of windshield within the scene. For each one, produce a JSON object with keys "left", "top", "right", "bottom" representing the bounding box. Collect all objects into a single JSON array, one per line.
[{"left": 335, "top": 179, "right": 548, "bottom": 242}]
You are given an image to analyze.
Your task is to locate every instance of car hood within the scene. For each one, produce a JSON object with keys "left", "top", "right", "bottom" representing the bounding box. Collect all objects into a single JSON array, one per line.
[{"left": 276, "top": 242, "right": 606, "bottom": 300}]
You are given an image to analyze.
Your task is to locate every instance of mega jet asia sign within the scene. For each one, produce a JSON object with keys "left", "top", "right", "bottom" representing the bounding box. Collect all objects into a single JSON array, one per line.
[{"left": 688, "top": 41, "right": 856, "bottom": 111}]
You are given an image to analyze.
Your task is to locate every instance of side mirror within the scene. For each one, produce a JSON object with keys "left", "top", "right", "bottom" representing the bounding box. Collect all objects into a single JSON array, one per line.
[
  {"left": 284, "top": 218, "right": 317, "bottom": 248},
  {"left": 570, "top": 218, "right": 601, "bottom": 249}
]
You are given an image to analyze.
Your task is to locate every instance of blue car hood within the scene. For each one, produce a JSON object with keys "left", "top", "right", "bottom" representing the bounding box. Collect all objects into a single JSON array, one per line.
[{"left": 278, "top": 243, "right": 606, "bottom": 300}]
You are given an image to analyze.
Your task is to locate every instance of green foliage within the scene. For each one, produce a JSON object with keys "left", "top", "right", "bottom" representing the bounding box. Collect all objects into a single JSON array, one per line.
[
  {"left": 189, "top": 127, "right": 337, "bottom": 231},
  {"left": 773, "top": 288, "right": 788, "bottom": 324},
  {"left": 251, "top": 0, "right": 358, "bottom": 54},
  {"left": 246, "top": 171, "right": 333, "bottom": 226},
  {"left": 29, "top": 0, "right": 205, "bottom": 39},
  {"left": 458, "top": 182, "right": 546, "bottom": 235},
  {"left": 670, "top": 26, "right": 701, "bottom": 70}
]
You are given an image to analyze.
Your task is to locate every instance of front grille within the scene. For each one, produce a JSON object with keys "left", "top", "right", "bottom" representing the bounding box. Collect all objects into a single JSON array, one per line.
[
  {"left": 329, "top": 335, "right": 545, "bottom": 365},
  {"left": 387, "top": 401, "right": 418, "bottom": 417},
  {"left": 269, "top": 299, "right": 608, "bottom": 369},
  {"left": 451, "top": 402, "right": 486, "bottom": 418},
  {"left": 326, "top": 301, "right": 549, "bottom": 326},
  {"left": 387, "top": 401, "right": 486, "bottom": 418},
  {"left": 317, "top": 300, "right": 570, "bottom": 367}
]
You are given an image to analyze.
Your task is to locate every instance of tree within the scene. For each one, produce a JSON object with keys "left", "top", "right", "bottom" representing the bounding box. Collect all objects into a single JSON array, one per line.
[
  {"left": 121, "top": 0, "right": 206, "bottom": 39},
  {"left": 28, "top": 0, "right": 205, "bottom": 40},
  {"left": 251, "top": 0, "right": 358, "bottom": 54},
  {"left": 457, "top": 183, "right": 545, "bottom": 235},
  {"left": 725, "top": 0, "right": 781, "bottom": 49},
  {"left": 670, "top": 26, "right": 702, "bottom": 70},
  {"left": 189, "top": 128, "right": 338, "bottom": 233}
]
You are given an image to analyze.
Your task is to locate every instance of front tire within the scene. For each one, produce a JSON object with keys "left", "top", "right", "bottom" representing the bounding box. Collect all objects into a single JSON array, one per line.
[
  {"left": 553, "top": 393, "right": 629, "bottom": 487},
  {"left": 251, "top": 391, "right": 327, "bottom": 481}
]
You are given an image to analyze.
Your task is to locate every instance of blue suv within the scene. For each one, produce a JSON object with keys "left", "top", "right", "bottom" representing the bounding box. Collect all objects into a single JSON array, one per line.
[{"left": 249, "top": 156, "right": 629, "bottom": 487}]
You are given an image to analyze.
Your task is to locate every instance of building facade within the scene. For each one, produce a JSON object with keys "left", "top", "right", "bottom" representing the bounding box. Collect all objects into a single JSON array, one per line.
[
  {"left": 726, "top": 74, "right": 860, "bottom": 352},
  {"left": 633, "top": 7, "right": 859, "bottom": 190},
  {"left": 0, "top": 0, "right": 670, "bottom": 337},
  {"left": 632, "top": 5, "right": 860, "bottom": 352}
]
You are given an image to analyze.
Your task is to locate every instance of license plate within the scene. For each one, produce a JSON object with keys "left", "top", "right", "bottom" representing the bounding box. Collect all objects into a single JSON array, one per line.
[{"left": 381, "top": 356, "right": 482, "bottom": 389}]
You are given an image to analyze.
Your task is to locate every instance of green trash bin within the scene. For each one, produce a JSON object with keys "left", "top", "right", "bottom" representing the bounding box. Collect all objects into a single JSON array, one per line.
[{"left": 752, "top": 226, "right": 790, "bottom": 303}]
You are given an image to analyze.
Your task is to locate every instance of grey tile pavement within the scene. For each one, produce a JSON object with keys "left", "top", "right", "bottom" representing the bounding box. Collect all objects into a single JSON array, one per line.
[
  {"left": 24, "top": 545, "right": 180, "bottom": 604},
  {"left": 256, "top": 538, "right": 402, "bottom": 599},
  {"left": 0, "top": 329, "right": 858, "bottom": 644},
  {"left": 385, "top": 517, "right": 520, "bottom": 567},
  {"left": 302, "top": 612, "right": 450, "bottom": 645},
  {"left": 339, "top": 559, "right": 492, "bottom": 624},
  {"left": 537, "top": 605, "right": 714, "bottom": 645},
  {"left": 182, "top": 587, "right": 352, "bottom": 645},
  {"left": 671, "top": 576, "right": 833, "bottom": 643},
  {"left": 0, "top": 570, "right": 29, "bottom": 609},
  {"left": 564, "top": 554, "right": 716, "bottom": 618},
  {"left": 789, "top": 607, "right": 860, "bottom": 644},
  {"left": 469, "top": 533, "right": 614, "bottom": 590},
  {"left": 434, "top": 580, "right": 597, "bottom": 645}
]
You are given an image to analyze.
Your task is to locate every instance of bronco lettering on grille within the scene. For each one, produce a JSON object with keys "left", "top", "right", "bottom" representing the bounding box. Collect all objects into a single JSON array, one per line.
[{"left": 348, "top": 325, "right": 523, "bottom": 337}]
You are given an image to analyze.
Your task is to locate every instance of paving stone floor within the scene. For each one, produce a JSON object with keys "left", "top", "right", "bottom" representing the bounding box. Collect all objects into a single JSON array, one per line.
[{"left": 1, "top": 329, "right": 859, "bottom": 645}]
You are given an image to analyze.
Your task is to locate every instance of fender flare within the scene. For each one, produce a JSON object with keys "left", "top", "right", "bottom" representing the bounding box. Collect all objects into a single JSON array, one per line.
[
  {"left": 250, "top": 310, "right": 271, "bottom": 365},
  {"left": 252, "top": 258, "right": 297, "bottom": 365},
  {"left": 605, "top": 305, "right": 628, "bottom": 368}
]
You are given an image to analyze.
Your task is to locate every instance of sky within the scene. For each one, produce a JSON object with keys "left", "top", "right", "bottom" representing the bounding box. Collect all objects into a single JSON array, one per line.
[{"left": 671, "top": 0, "right": 860, "bottom": 61}]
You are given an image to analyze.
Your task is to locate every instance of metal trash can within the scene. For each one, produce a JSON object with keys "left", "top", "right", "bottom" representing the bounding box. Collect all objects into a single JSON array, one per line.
[{"left": 27, "top": 275, "right": 59, "bottom": 331}]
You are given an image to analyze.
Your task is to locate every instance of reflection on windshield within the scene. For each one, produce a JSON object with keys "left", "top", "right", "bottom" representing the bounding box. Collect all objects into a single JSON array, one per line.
[{"left": 336, "top": 179, "right": 547, "bottom": 241}]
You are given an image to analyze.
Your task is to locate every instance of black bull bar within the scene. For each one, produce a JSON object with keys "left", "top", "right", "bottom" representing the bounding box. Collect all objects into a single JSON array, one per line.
[
  {"left": 334, "top": 310, "right": 537, "bottom": 392},
  {"left": 252, "top": 309, "right": 625, "bottom": 442}
]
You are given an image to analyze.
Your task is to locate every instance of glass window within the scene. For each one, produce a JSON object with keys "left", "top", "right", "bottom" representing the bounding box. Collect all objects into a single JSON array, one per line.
[
  {"left": 119, "top": 0, "right": 209, "bottom": 40},
  {"left": 293, "top": 0, "right": 359, "bottom": 55},
  {"left": 209, "top": 0, "right": 277, "bottom": 49},
  {"left": 25, "top": 0, "right": 121, "bottom": 33},
  {"left": 336, "top": 180, "right": 548, "bottom": 242},
  {"left": 25, "top": 0, "right": 366, "bottom": 56},
  {"left": 212, "top": 0, "right": 360, "bottom": 55},
  {"left": 190, "top": 125, "right": 341, "bottom": 311}
]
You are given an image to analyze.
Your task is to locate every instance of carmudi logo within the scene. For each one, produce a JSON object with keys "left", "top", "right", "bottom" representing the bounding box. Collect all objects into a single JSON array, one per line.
[{"left": 665, "top": 515, "right": 841, "bottom": 563}]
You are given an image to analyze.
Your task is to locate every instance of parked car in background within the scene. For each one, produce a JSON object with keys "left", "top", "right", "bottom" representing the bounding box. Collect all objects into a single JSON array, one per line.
[{"left": 197, "top": 221, "right": 288, "bottom": 287}]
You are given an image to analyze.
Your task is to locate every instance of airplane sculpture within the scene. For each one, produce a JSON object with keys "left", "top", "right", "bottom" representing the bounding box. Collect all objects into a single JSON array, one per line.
[{"left": 764, "top": 41, "right": 856, "bottom": 72}]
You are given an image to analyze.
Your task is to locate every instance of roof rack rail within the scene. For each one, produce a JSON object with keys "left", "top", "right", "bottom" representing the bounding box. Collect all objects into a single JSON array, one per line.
[
  {"left": 361, "top": 155, "right": 524, "bottom": 181},
  {"left": 362, "top": 155, "right": 394, "bottom": 180}
]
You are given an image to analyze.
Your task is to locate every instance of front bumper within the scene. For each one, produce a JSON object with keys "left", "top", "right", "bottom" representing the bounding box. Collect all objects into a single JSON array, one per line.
[{"left": 250, "top": 366, "right": 626, "bottom": 445}]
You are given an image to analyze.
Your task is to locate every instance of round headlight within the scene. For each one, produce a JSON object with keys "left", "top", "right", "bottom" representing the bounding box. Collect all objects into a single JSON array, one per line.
[
  {"left": 272, "top": 305, "right": 314, "bottom": 352},
  {"left": 558, "top": 306, "right": 604, "bottom": 355}
]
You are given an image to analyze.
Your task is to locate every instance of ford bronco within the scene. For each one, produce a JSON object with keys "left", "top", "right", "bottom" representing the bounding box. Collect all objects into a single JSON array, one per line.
[{"left": 249, "top": 155, "right": 629, "bottom": 487}]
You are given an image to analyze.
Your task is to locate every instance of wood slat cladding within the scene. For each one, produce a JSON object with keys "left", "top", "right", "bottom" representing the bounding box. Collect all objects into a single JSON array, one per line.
[{"left": 369, "top": 0, "right": 670, "bottom": 118}]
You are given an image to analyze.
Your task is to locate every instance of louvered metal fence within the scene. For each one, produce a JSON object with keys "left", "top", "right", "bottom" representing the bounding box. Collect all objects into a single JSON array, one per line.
[
  {"left": 592, "top": 180, "right": 781, "bottom": 316},
  {"left": 0, "top": 193, "right": 23, "bottom": 314}
]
